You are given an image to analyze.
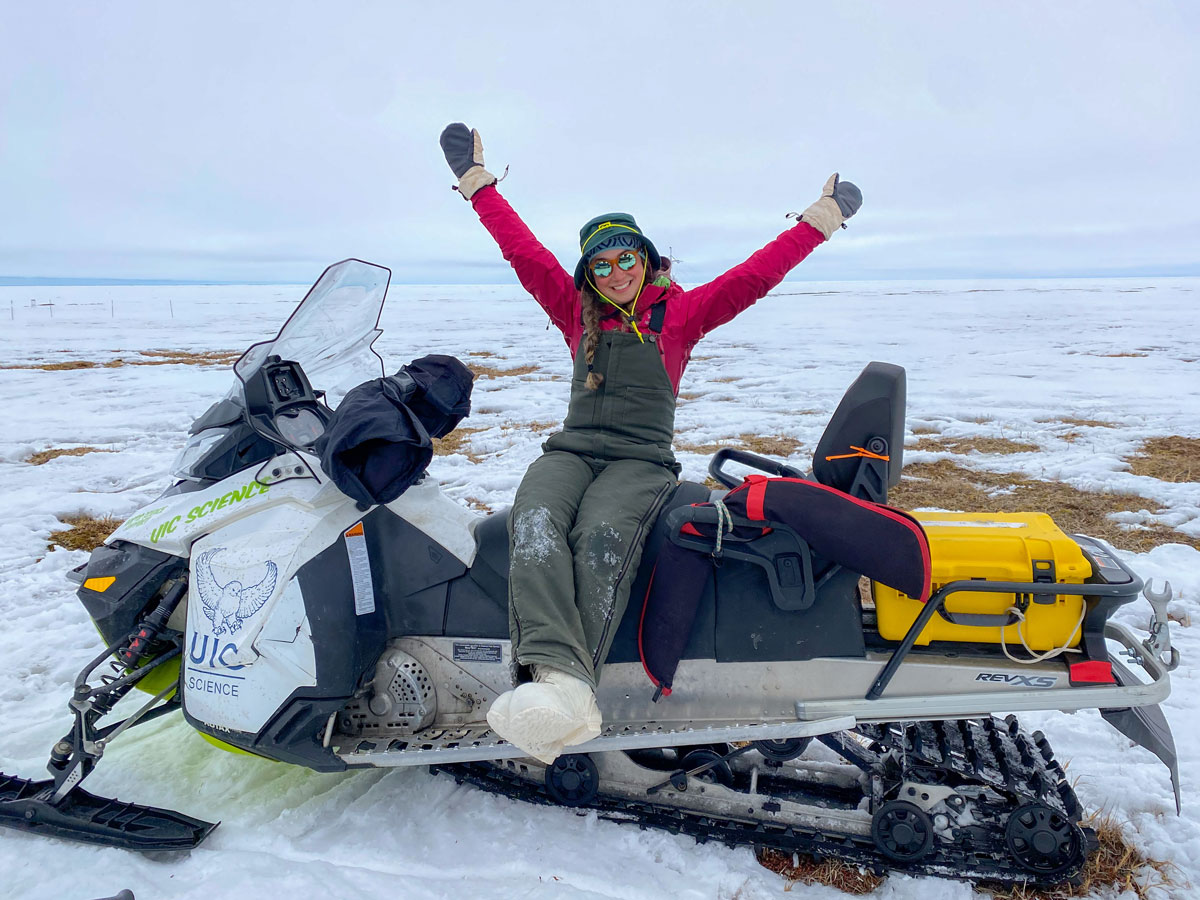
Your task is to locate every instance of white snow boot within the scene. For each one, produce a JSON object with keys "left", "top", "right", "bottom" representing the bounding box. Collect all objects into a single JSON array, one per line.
[{"left": 486, "top": 667, "right": 602, "bottom": 764}]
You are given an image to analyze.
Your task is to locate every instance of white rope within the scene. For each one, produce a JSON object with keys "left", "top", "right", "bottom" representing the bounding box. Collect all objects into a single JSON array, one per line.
[
  {"left": 999, "top": 598, "right": 1087, "bottom": 665},
  {"left": 712, "top": 498, "right": 733, "bottom": 557}
]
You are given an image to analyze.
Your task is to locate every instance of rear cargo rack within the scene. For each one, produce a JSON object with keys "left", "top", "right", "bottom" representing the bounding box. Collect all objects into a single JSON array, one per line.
[{"left": 867, "top": 535, "right": 1143, "bottom": 701}]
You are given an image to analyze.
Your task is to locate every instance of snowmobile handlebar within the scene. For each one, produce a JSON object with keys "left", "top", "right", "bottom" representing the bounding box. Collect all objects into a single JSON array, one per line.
[{"left": 708, "top": 447, "right": 805, "bottom": 489}]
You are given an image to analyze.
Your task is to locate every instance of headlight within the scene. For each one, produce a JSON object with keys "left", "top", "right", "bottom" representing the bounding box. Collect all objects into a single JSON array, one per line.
[{"left": 170, "top": 427, "right": 233, "bottom": 481}]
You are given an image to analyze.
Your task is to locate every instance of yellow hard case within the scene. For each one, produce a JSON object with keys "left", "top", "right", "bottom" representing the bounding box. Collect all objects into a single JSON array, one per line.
[{"left": 873, "top": 512, "right": 1092, "bottom": 649}]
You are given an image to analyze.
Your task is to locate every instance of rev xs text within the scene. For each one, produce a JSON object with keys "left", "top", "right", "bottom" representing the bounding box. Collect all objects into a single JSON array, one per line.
[{"left": 975, "top": 673, "right": 1057, "bottom": 688}]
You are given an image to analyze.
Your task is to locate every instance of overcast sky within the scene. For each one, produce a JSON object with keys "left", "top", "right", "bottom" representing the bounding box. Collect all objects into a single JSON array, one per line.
[{"left": 2, "top": 2, "right": 1197, "bottom": 284}]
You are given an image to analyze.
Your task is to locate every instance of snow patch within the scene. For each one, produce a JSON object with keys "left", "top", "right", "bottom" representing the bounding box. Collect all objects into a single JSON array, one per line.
[{"left": 512, "top": 506, "right": 559, "bottom": 565}]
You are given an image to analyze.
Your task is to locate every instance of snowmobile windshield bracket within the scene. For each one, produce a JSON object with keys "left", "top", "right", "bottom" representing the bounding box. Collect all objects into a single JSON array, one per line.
[{"left": 243, "top": 355, "right": 331, "bottom": 454}]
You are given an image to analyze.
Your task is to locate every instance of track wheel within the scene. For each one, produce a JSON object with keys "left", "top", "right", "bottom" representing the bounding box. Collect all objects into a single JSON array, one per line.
[
  {"left": 680, "top": 749, "right": 734, "bottom": 787},
  {"left": 545, "top": 754, "right": 599, "bottom": 807},
  {"left": 1005, "top": 803, "right": 1086, "bottom": 877},
  {"left": 753, "top": 737, "right": 812, "bottom": 762},
  {"left": 871, "top": 800, "right": 934, "bottom": 863}
]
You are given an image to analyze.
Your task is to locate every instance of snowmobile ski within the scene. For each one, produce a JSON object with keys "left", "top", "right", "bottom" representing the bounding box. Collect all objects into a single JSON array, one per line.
[{"left": 0, "top": 773, "right": 216, "bottom": 852}]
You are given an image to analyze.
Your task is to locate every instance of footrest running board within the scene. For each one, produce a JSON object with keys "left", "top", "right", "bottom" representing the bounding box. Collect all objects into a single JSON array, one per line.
[{"left": 334, "top": 715, "right": 856, "bottom": 767}]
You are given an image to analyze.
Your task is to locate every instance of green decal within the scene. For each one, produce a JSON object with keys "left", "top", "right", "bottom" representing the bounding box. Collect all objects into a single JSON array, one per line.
[
  {"left": 147, "top": 480, "right": 270, "bottom": 544},
  {"left": 184, "top": 480, "right": 270, "bottom": 524},
  {"left": 149, "top": 516, "right": 181, "bottom": 544},
  {"left": 123, "top": 505, "right": 167, "bottom": 530}
]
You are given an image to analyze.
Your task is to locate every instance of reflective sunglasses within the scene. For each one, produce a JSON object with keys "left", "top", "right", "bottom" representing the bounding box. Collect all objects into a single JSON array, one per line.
[{"left": 590, "top": 251, "right": 642, "bottom": 279}]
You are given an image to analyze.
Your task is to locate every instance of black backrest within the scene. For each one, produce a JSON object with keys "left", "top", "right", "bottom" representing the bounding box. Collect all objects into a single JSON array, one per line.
[{"left": 811, "top": 362, "right": 906, "bottom": 494}]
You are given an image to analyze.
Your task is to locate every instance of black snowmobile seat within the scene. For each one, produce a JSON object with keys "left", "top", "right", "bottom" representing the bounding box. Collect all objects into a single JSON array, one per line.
[{"left": 811, "top": 361, "right": 905, "bottom": 500}]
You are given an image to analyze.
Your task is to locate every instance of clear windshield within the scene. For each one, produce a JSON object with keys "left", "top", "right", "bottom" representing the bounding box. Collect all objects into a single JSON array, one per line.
[{"left": 234, "top": 259, "right": 389, "bottom": 408}]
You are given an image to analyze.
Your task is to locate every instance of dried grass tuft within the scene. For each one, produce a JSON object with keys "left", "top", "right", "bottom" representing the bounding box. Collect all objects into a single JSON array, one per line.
[
  {"left": 3, "top": 349, "right": 240, "bottom": 371},
  {"left": 676, "top": 433, "right": 803, "bottom": 457},
  {"left": 984, "top": 813, "right": 1177, "bottom": 900},
  {"left": 1036, "top": 417, "right": 1117, "bottom": 429},
  {"left": 48, "top": 514, "right": 124, "bottom": 552},
  {"left": 1127, "top": 436, "right": 1200, "bottom": 483},
  {"left": 891, "top": 459, "right": 1200, "bottom": 552},
  {"left": 910, "top": 424, "right": 942, "bottom": 436},
  {"left": 137, "top": 349, "right": 241, "bottom": 365},
  {"left": 26, "top": 446, "right": 114, "bottom": 465},
  {"left": 0, "top": 360, "right": 97, "bottom": 371},
  {"left": 758, "top": 813, "right": 1175, "bottom": 899},
  {"left": 912, "top": 435, "right": 1040, "bottom": 455},
  {"left": 494, "top": 420, "right": 559, "bottom": 438},
  {"left": 432, "top": 426, "right": 488, "bottom": 462},
  {"left": 756, "top": 848, "right": 883, "bottom": 894},
  {"left": 469, "top": 362, "right": 540, "bottom": 378}
]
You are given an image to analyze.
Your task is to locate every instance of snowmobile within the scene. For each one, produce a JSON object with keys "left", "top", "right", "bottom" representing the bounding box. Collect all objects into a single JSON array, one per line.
[{"left": 0, "top": 259, "right": 1182, "bottom": 886}]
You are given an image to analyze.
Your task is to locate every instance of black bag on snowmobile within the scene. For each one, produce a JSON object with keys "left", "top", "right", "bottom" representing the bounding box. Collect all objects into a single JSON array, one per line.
[
  {"left": 316, "top": 354, "right": 474, "bottom": 509},
  {"left": 639, "top": 474, "right": 932, "bottom": 695}
]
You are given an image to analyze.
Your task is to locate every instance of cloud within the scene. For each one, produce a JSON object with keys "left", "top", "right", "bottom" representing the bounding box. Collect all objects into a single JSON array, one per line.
[{"left": 2, "top": 1, "right": 1197, "bottom": 281}]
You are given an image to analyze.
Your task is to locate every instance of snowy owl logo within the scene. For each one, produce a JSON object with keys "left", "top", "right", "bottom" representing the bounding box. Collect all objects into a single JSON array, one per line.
[{"left": 194, "top": 548, "right": 278, "bottom": 636}]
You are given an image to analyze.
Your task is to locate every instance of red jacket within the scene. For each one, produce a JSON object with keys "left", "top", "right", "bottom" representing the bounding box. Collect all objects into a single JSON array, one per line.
[{"left": 470, "top": 185, "right": 825, "bottom": 394}]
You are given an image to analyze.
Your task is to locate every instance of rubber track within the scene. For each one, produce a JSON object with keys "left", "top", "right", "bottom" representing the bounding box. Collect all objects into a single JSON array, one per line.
[
  {"left": 435, "top": 716, "right": 1092, "bottom": 886},
  {"left": 853, "top": 716, "right": 1083, "bottom": 820}
]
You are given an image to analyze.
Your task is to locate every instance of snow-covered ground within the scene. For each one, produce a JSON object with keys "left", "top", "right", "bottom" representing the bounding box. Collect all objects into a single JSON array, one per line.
[{"left": 1, "top": 275, "right": 1198, "bottom": 899}]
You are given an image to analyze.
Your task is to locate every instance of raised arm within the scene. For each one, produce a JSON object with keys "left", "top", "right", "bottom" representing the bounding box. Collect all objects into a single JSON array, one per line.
[
  {"left": 678, "top": 174, "right": 862, "bottom": 342},
  {"left": 440, "top": 123, "right": 578, "bottom": 340}
]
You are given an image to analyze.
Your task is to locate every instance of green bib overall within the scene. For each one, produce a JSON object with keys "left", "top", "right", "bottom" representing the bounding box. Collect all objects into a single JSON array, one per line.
[{"left": 508, "top": 328, "right": 679, "bottom": 689}]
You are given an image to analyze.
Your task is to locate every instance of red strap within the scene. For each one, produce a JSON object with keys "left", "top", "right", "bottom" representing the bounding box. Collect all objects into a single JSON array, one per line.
[
  {"left": 637, "top": 565, "right": 671, "bottom": 696},
  {"left": 1069, "top": 661, "right": 1117, "bottom": 684},
  {"left": 744, "top": 474, "right": 768, "bottom": 521}
]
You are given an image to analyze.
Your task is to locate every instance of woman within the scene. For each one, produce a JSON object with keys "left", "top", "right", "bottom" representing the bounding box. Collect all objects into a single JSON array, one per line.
[{"left": 439, "top": 123, "right": 861, "bottom": 763}]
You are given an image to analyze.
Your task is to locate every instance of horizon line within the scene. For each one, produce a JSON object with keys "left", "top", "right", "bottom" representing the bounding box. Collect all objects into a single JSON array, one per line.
[{"left": 4, "top": 268, "right": 1200, "bottom": 287}]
